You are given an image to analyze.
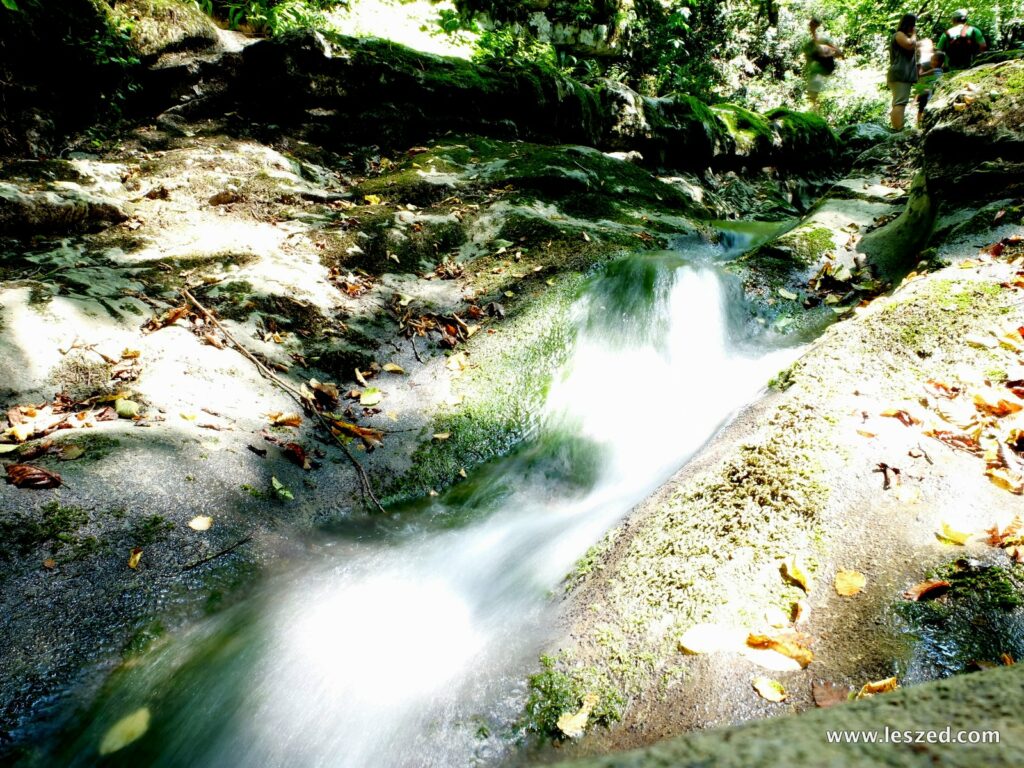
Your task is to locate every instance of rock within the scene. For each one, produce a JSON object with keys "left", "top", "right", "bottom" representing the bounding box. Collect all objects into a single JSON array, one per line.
[
  {"left": 234, "top": 31, "right": 604, "bottom": 150},
  {"left": 765, "top": 108, "right": 843, "bottom": 170},
  {"left": 0, "top": 182, "right": 127, "bottom": 235},
  {"left": 859, "top": 170, "right": 936, "bottom": 281},
  {"left": 839, "top": 121, "right": 890, "bottom": 150},
  {"left": 209, "top": 190, "right": 241, "bottom": 206},
  {"left": 923, "top": 59, "right": 1024, "bottom": 202},
  {"left": 111, "top": 0, "right": 220, "bottom": 61},
  {"left": 710, "top": 103, "right": 778, "bottom": 165}
]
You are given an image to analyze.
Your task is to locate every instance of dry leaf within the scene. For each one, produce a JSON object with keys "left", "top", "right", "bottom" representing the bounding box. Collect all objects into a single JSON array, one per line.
[
  {"left": 881, "top": 408, "right": 921, "bottom": 427},
  {"left": 5, "top": 464, "right": 62, "bottom": 489},
  {"left": 752, "top": 677, "right": 787, "bottom": 702},
  {"left": 360, "top": 388, "right": 383, "bottom": 407},
  {"left": 188, "top": 515, "right": 213, "bottom": 531},
  {"left": 331, "top": 420, "right": 384, "bottom": 448},
  {"left": 782, "top": 556, "right": 813, "bottom": 592},
  {"left": 986, "top": 467, "right": 1024, "bottom": 494},
  {"left": 856, "top": 677, "right": 899, "bottom": 698},
  {"left": 382, "top": 363, "right": 405, "bottom": 374},
  {"left": 746, "top": 630, "right": 814, "bottom": 668},
  {"left": 903, "top": 580, "right": 951, "bottom": 601},
  {"left": 269, "top": 412, "right": 302, "bottom": 428},
  {"left": 42, "top": 558, "right": 56, "bottom": 569},
  {"left": 355, "top": 368, "right": 369, "bottom": 387},
  {"left": 835, "top": 570, "right": 867, "bottom": 596},
  {"left": 556, "top": 692, "right": 598, "bottom": 738},
  {"left": 986, "top": 516, "right": 1023, "bottom": 547},
  {"left": 812, "top": 680, "right": 850, "bottom": 708},
  {"left": 128, "top": 547, "right": 143, "bottom": 569},
  {"left": 446, "top": 352, "right": 469, "bottom": 372}
]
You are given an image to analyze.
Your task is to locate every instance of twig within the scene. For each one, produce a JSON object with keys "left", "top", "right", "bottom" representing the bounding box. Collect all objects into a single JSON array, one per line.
[
  {"left": 410, "top": 335, "right": 424, "bottom": 364},
  {"left": 181, "top": 287, "right": 387, "bottom": 513},
  {"left": 182, "top": 535, "right": 253, "bottom": 571}
]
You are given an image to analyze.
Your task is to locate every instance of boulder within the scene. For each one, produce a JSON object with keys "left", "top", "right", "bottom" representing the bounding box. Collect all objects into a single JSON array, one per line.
[
  {"left": 0, "top": 182, "right": 127, "bottom": 235},
  {"left": 765, "top": 108, "right": 843, "bottom": 170},
  {"left": 234, "top": 31, "right": 604, "bottom": 150},
  {"left": 923, "top": 59, "right": 1024, "bottom": 202},
  {"left": 111, "top": 0, "right": 220, "bottom": 61}
]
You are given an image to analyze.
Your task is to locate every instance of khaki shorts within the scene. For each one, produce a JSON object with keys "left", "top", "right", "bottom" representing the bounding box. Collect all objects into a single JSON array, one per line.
[{"left": 889, "top": 80, "right": 913, "bottom": 107}]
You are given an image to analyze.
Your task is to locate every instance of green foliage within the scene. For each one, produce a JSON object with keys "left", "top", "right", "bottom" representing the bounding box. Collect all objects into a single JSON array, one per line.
[
  {"left": 473, "top": 25, "right": 557, "bottom": 68},
  {"left": 2, "top": 0, "right": 19, "bottom": 12},
  {"left": 521, "top": 654, "right": 624, "bottom": 738},
  {"left": 199, "top": 0, "right": 346, "bottom": 35}
]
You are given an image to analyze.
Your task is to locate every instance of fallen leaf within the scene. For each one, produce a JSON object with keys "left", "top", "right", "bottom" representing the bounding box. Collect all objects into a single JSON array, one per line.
[
  {"left": 355, "top": 368, "right": 369, "bottom": 387},
  {"left": 752, "top": 677, "right": 787, "bottom": 702},
  {"left": 835, "top": 570, "right": 867, "bottom": 596},
  {"left": 269, "top": 412, "right": 302, "bottom": 428},
  {"left": 433, "top": 432, "right": 451, "bottom": 441},
  {"left": 881, "top": 408, "right": 921, "bottom": 427},
  {"left": 746, "top": 630, "right": 814, "bottom": 668},
  {"left": 331, "top": 420, "right": 384, "bottom": 448},
  {"left": 360, "top": 387, "right": 383, "bottom": 407},
  {"left": 986, "top": 467, "right": 1024, "bottom": 494},
  {"left": 903, "top": 580, "right": 951, "bottom": 601},
  {"left": 446, "top": 352, "right": 469, "bottom": 372},
  {"left": 271, "top": 476, "right": 293, "bottom": 501},
  {"left": 781, "top": 556, "right": 813, "bottom": 592},
  {"left": 121, "top": 349, "right": 141, "bottom": 359},
  {"left": 937, "top": 521, "right": 971, "bottom": 545},
  {"left": 58, "top": 445, "right": 85, "bottom": 461},
  {"left": 188, "top": 515, "right": 213, "bottom": 531},
  {"left": 202, "top": 333, "right": 225, "bottom": 349},
  {"left": 282, "top": 442, "right": 311, "bottom": 470},
  {"left": 856, "top": 676, "right": 899, "bottom": 698},
  {"left": 556, "top": 692, "right": 598, "bottom": 738},
  {"left": 986, "top": 516, "right": 1023, "bottom": 547},
  {"left": 812, "top": 680, "right": 851, "bottom": 708},
  {"left": 382, "top": 363, "right": 405, "bottom": 374},
  {"left": 973, "top": 389, "right": 1023, "bottom": 417},
  {"left": 778, "top": 288, "right": 798, "bottom": 301},
  {"left": 115, "top": 399, "right": 141, "bottom": 420},
  {"left": 99, "top": 707, "right": 151, "bottom": 755},
  {"left": 5, "top": 464, "right": 62, "bottom": 489},
  {"left": 144, "top": 305, "right": 189, "bottom": 332},
  {"left": 363, "top": 194, "right": 383, "bottom": 206},
  {"left": 42, "top": 558, "right": 56, "bottom": 569},
  {"left": 128, "top": 547, "right": 143, "bottom": 569}
]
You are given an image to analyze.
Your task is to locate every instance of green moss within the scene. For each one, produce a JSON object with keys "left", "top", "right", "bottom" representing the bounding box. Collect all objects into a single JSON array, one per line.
[
  {"left": 765, "top": 108, "right": 842, "bottom": 166},
  {"left": 127, "top": 514, "right": 174, "bottom": 546},
  {"left": 521, "top": 654, "right": 625, "bottom": 739},
  {"left": 0, "top": 501, "right": 90, "bottom": 558},
  {"left": 121, "top": 619, "right": 166, "bottom": 658},
  {"left": 56, "top": 433, "right": 121, "bottom": 462},
  {"left": 711, "top": 103, "right": 776, "bottom": 157},
  {"left": 898, "top": 561, "right": 1024, "bottom": 677}
]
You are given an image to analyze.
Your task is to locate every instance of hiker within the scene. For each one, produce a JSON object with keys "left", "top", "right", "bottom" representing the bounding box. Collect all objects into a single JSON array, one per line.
[
  {"left": 888, "top": 14, "right": 918, "bottom": 131},
  {"left": 803, "top": 17, "right": 839, "bottom": 110},
  {"left": 937, "top": 9, "right": 988, "bottom": 70},
  {"left": 916, "top": 49, "right": 945, "bottom": 120}
]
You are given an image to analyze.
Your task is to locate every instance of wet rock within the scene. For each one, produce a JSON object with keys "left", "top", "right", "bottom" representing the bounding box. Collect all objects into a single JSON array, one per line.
[
  {"left": 0, "top": 182, "right": 127, "bottom": 235},
  {"left": 839, "top": 121, "right": 890, "bottom": 151},
  {"left": 859, "top": 171, "right": 936, "bottom": 281}
]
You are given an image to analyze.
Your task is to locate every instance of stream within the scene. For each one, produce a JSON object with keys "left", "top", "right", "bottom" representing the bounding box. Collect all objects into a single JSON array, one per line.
[{"left": 47, "top": 227, "right": 817, "bottom": 767}]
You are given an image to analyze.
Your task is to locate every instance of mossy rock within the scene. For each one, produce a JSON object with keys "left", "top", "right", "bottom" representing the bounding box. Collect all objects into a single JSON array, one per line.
[
  {"left": 641, "top": 93, "right": 734, "bottom": 170},
  {"left": 111, "top": 0, "right": 219, "bottom": 60},
  {"left": 766, "top": 108, "right": 842, "bottom": 170},
  {"left": 923, "top": 59, "right": 1024, "bottom": 201},
  {"left": 711, "top": 103, "right": 778, "bottom": 164}
]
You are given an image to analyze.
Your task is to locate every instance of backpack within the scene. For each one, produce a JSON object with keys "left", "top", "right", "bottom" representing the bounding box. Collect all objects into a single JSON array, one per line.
[
  {"left": 814, "top": 50, "right": 837, "bottom": 74},
  {"left": 945, "top": 25, "right": 978, "bottom": 68}
]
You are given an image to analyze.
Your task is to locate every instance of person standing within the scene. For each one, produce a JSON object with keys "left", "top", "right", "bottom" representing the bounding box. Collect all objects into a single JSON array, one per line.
[
  {"left": 936, "top": 9, "right": 988, "bottom": 69},
  {"left": 803, "top": 17, "right": 839, "bottom": 111},
  {"left": 888, "top": 14, "right": 918, "bottom": 131}
]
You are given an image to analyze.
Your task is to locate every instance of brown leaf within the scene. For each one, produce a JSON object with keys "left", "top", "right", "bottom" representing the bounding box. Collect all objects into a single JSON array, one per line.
[
  {"left": 811, "top": 680, "right": 851, "bottom": 708},
  {"left": 144, "top": 305, "right": 189, "bottom": 333},
  {"left": 202, "top": 333, "right": 225, "bottom": 349},
  {"left": 856, "top": 676, "right": 899, "bottom": 698},
  {"left": 986, "top": 516, "right": 1023, "bottom": 547},
  {"left": 903, "top": 580, "right": 951, "bottom": 601},
  {"left": 331, "top": 420, "right": 384, "bottom": 449},
  {"left": 42, "top": 558, "right": 56, "bottom": 570},
  {"left": 269, "top": 412, "right": 302, "bottom": 428},
  {"left": 881, "top": 408, "right": 921, "bottom": 427},
  {"left": 94, "top": 406, "right": 119, "bottom": 422},
  {"left": 5, "top": 464, "right": 62, "bottom": 489},
  {"left": 282, "top": 442, "right": 311, "bottom": 470},
  {"left": 746, "top": 630, "right": 814, "bottom": 668}
]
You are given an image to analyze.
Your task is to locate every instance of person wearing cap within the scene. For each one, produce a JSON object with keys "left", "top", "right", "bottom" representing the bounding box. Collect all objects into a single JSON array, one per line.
[{"left": 937, "top": 9, "right": 988, "bottom": 69}]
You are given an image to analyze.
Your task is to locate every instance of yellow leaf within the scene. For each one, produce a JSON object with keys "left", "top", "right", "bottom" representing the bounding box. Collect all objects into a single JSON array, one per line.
[
  {"left": 355, "top": 368, "right": 369, "bottom": 387},
  {"left": 180, "top": 412, "right": 197, "bottom": 421},
  {"left": 746, "top": 630, "right": 814, "bottom": 668},
  {"left": 458, "top": 467, "right": 468, "bottom": 478},
  {"left": 433, "top": 432, "right": 451, "bottom": 441},
  {"left": 446, "top": 352, "right": 469, "bottom": 372},
  {"left": 121, "top": 349, "right": 141, "bottom": 359},
  {"left": 360, "top": 388, "right": 383, "bottom": 407},
  {"left": 857, "top": 677, "right": 899, "bottom": 699},
  {"left": 678, "top": 624, "right": 745, "bottom": 655},
  {"left": 782, "top": 556, "right": 813, "bottom": 592},
  {"left": 363, "top": 194, "right": 383, "bottom": 206},
  {"left": 188, "top": 515, "right": 213, "bottom": 531},
  {"left": 556, "top": 692, "right": 598, "bottom": 738},
  {"left": 835, "top": 570, "right": 866, "bottom": 596},
  {"left": 99, "top": 707, "right": 151, "bottom": 755},
  {"left": 986, "top": 467, "right": 1024, "bottom": 494},
  {"left": 270, "top": 413, "right": 302, "bottom": 428},
  {"left": 128, "top": 548, "right": 143, "bottom": 569},
  {"left": 752, "top": 677, "right": 787, "bottom": 702},
  {"left": 778, "top": 288, "right": 798, "bottom": 301},
  {"left": 382, "top": 363, "right": 405, "bottom": 374},
  {"left": 938, "top": 521, "right": 971, "bottom": 545}
]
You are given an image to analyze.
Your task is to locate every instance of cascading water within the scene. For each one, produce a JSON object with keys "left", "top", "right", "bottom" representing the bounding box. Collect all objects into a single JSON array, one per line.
[{"left": 49, "top": 235, "right": 808, "bottom": 768}]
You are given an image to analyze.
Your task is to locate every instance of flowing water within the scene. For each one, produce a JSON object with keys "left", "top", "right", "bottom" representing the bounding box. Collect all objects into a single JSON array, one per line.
[{"left": 48, "top": 230, "right": 816, "bottom": 767}]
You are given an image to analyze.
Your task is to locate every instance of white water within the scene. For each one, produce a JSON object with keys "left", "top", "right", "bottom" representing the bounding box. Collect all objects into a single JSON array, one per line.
[{"left": 66, "top": 251, "right": 804, "bottom": 767}]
